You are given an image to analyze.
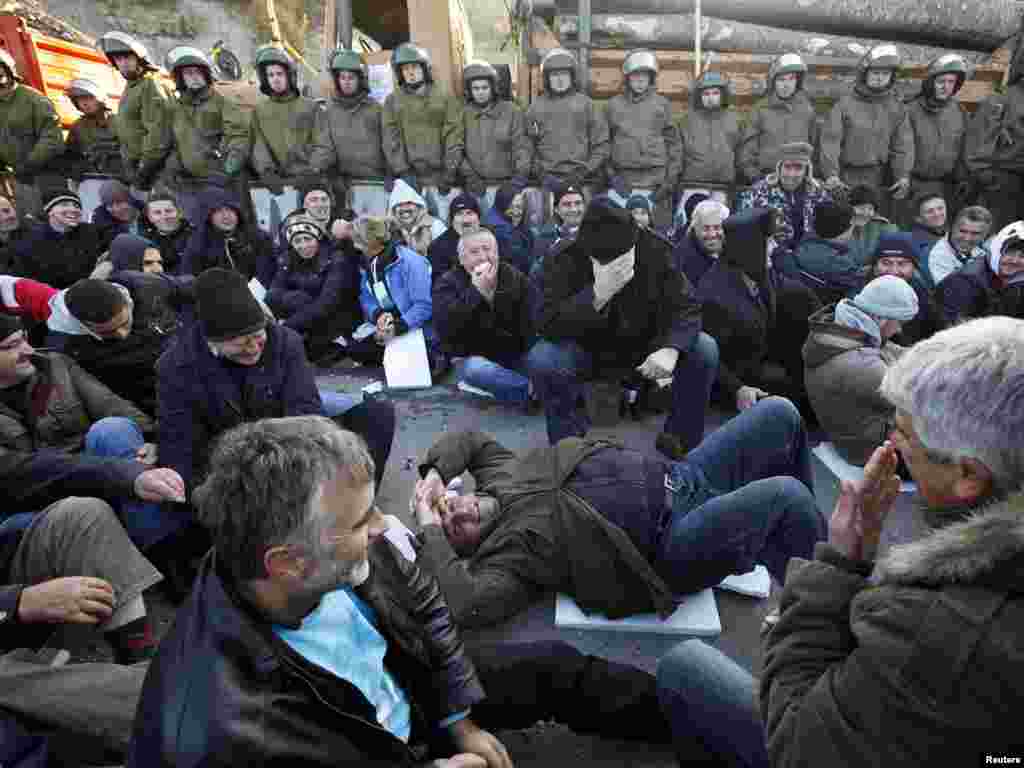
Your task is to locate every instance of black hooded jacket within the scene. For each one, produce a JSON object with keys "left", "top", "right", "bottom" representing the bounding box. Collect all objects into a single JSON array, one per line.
[{"left": 180, "top": 187, "right": 275, "bottom": 285}]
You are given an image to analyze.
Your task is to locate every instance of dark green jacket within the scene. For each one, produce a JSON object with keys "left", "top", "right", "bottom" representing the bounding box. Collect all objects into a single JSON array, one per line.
[
  {"left": 738, "top": 91, "right": 818, "bottom": 183},
  {"left": 382, "top": 84, "right": 463, "bottom": 184},
  {"left": 168, "top": 86, "right": 249, "bottom": 182},
  {"left": 525, "top": 90, "right": 609, "bottom": 183},
  {"left": 906, "top": 95, "right": 966, "bottom": 181},
  {"left": 249, "top": 92, "right": 318, "bottom": 179},
  {"left": 763, "top": 491, "right": 1024, "bottom": 765},
  {"left": 310, "top": 92, "right": 388, "bottom": 179},
  {"left": 605, "top": 88, "right": 681, "bottom": 190},
  {"left": 820, "top": 86, "right": 914, "bottom": 180},
  {"left": 116, "top": 73, "right": 171, "bottom": 169},
  {"left": 415, "top": 430, "right": 674, "bottom": 628},
  {"left": 65, "top": 107, "right": 123, "bottom": 178},
  {"left": 460, "top": 99, "right": 530, "bottom": 184},
  {"left": 0, "top": 84, "right": 64, "bottom": 175}
]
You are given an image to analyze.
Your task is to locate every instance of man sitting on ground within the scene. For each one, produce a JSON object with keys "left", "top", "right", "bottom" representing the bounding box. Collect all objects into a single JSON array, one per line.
[
  {"left": 529, "top": 199, "right": 717, "bottom": 459},
  {"left": 924, "top": 204, "right": 992, "bottom": 285},
  {"left": 659, "top": 316, "right": 1024, "bottom": 766},
  {"left": 803, "top": 275, "right": 919, "bottom": 465},
  {"left": 434, "top": 228, "right": 535, "bottom": 407},
  {"left": 670, "top": 198, "right": 728, "bottom": 287},
  {"left": 0, "top": 497, "right": 162, "bottom": 767},
  {"left": 908, "top": 192, "right": 947, "bottom": 274},
  {"left": 10, "top": 189, "right": 105, "bottom": 289},
  {"left": 937, "top": 220, "right": 1024, "bottom": 321},
  {"left": 412, "top": 397, "right": 824, "bottom": 628},
  {"left": 130, "top": 416, "right": 702, "bottom": 767},
  {"left": 780, "top": 200, "right": 867, "bottom": 305},
  {"left": 865, "top": 232, "right": 947, "bottom": 345},
  {"left": 427, "top": 192, "right": 481, "bottom": 283}
]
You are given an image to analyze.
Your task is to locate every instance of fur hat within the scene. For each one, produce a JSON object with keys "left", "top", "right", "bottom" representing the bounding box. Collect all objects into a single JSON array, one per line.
[{"left": 777, "top": 141, "right": 813, "bottom": 164}]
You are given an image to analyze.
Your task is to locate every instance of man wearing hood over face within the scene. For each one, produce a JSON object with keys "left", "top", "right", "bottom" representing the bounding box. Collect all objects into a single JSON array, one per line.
[
  {"left": 163, "top": 46, "right": 249, "bottom": 226},
  {"left": 310, "top": 48, "right": 388, "bottom": 210},
  {"left": 964, "top": 45, "right": 1024, "bottom": 230},
  {"left": 697, "top": 208, "right": 821, "bottom": 416},
  {"left": 820, "top": 45, "right": 913, "bottom": 217},
  {"left": 249, "top": 46, "right": 318, "bottom": 191},
  {"left": 937, "top": 220, "right": 1024, "bottom": 321},
  {"left": 525, "top": 49, "right": 609, "bottom": 199},
  {"left": 897, "top": 54, "right": 969, "bottom": 227},
  {"left": 679, "top": 72, "right": 741, "bottom": 210},
  {"left": 382, "top": 44, "right": 464, "bottom": 224},
  {"left": 604, "top": 50, "right": 681, "bottom": 226},
  {"left": 740, "top": 54, "right": 817, "bottom": 185},
  {"left": 529, "top": 199, "right": 717, "bottom": 460},
  {"left": 180, "top": 186, "right": 276, "bottom": 286}
]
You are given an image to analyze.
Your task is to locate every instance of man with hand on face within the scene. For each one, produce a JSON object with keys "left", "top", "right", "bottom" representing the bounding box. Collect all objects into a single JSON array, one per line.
[
  {"left": 604, "top": 50, "right": 681, "bottom": 226},
  {"left": 525, "top": 49, "right": 609, "bottom": 202},
  {"left": 937, "top": 219, "right": 1024, "bottom": 321},
  {"left": 382, "top": 44, "right": 464, "bottom": 224},
  {"left": 98, "top": 32, "right": 171, "bottom": 193},
  {"left": 0, "top": 50, "right": 64, "bottom": 218},
  {"left": 164, "top": 46, "right": 249, "bottom": 225},
  {"left": 459, "top": 61, "right": 530, "bottom": 207},
  {"left": 740, "top": 53, "right": 817, "bottom": 185},
  {"left": 411, "top": 395, "right": 822, "bottom": 628},
  {"left": 925, "top": 204, "right": 992, "bottom": 285},
  {"left": 529, "top": 199, "right": 718, "bottom": 460},
  {"left": 899, "top": 54, "right": 969, "bottom": 227},
  {"left": 250, "top": 46, "right": 318, "bottom": 193},
  {"left": 435, "top": 228, "right": 536, "bottom": 407},
  {"left": 738, "top": 141, "right": 832, "bottom": 257},
  {"left": 820, "top": 45, "right": 913, "bottom": 217},
  {"left": 660, "top": 317, "right": 1024, "bottom": 767},
  {"left": 311, "top": 48, "right": 388, "bottom": 212}
]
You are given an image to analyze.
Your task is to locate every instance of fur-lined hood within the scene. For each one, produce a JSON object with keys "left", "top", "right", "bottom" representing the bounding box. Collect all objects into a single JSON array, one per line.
[{"left": 876, "top": 491, "right": 1024, "bottom": 592}]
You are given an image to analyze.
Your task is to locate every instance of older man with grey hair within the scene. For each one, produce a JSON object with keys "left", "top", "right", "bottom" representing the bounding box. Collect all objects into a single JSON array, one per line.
[
  {"left": 653, "top": 316, "right": 1024, "bottom": 767},
  {"left": 129, "top": 415, "right": 700, "bottom": 767},
  {"left": 433, "top": 228, "right": 536, "bottom": 407}
]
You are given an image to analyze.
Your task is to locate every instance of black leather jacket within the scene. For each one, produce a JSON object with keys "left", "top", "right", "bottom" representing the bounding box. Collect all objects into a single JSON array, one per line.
[{"left": 128, "top": 540, "right": 485, "bottom": 767}]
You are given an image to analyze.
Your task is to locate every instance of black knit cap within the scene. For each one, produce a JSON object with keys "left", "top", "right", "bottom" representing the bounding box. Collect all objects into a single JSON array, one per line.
[
  {"left": 813, "top": 200, "right": 854, "bottom": 239},
  {"left": 196, "top": 268, "right": 266, "bottom": 342},
  {"left": 0, "top": 313, "right": 22, "bottom": 341},
  {"left": 448, "top": 192, "right": 480, "bottom": 225},
  {"left": 576, "top": 197, "right": 637, "bottom": 264},
  {"left": 41, "top": 188, "right": 82, "bottom": 215},
  {"left": 847, "top": 185, "right": 879, "bottom": 210},
  {"left": 65, "top": 279, "right": 129, "bottom": 323}
]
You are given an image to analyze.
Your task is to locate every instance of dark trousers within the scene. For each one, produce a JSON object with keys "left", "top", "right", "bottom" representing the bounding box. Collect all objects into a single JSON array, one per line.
[{"left": 527, "top": 332, "right": 719, "bottom": 445}]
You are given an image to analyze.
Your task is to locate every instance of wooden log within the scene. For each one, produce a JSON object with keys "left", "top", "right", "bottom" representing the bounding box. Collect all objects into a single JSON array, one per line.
[
  {"left": 559, "top": 13, "right": 993, "bottom": 63},
  {"left": 551, "top": 0, "right": 1019, "bottom": 52}
]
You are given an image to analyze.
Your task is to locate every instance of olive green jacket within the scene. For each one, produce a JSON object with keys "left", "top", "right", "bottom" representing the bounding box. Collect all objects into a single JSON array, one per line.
[
  {"left": 116, "top": 73, "right": 172, "bottom": 170},
  {"left": 0, "top": 84, "right": 64, "bottom": 175},
  {"left": 382, "top": 83, "right": 463, "bottom": 184},
  {"left": 167, "top": 86, "right": 249, "bottom": 182},
  {"left": 249, "top": 92, "right": 318, "bottom": 179},
  {"left": 65, "top": 107, "right": 123, "bottom": 178}
]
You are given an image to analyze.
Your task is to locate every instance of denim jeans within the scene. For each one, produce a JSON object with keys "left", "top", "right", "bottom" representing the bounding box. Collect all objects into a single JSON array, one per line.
[
  {"left": 526, "top": 332, "right": 718, "bottom": 445},
  {"left": 83, "top": 417, "right": 188, "bottom": 551},
  {"left": 657, "top": 640, "right": 767, "bottom": 767},
  {"left": 654, "top": 397, "right": 824, "bottom": 594},
  {"left": 455, "top": 355, "right": 530, "bottom": 405}
]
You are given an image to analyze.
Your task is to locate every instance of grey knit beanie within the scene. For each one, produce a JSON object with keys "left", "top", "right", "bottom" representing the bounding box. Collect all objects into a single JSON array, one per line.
[{"left": 852, "top": 275, "right": 919, "bottom": 321}]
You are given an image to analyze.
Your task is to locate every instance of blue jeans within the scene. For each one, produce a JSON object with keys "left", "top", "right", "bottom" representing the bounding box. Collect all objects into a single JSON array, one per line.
[
  {"left": 655, "top": 397, "right": 824, "bottom": 593},
  {"left": 526, "top": 332, "right": 718, "bottom": 445},
  {"left": 658, "top": 640, "right": 767, "bottom": 767},
  {"left": 319, "top": 389, "right": 360, "bottom": 418},
  {"left": 83, "top": 417, "right": 187, "bottom": 551},
  {"left": 455, "top": 355, "right": 530, "bottom": 405}
]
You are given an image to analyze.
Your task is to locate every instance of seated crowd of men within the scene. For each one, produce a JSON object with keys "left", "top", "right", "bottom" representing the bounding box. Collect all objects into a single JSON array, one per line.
[{"left": 0, "top": 26, "right": 1022, "bottom": 768}]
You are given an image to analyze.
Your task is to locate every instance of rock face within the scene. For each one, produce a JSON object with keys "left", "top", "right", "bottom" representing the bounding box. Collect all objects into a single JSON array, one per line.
[{"left": 1, "top": 0, "right": 93, "bottom": 44}]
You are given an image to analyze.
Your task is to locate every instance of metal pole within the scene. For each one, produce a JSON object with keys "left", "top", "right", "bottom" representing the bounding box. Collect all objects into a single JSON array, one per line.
[
  {"left": 579, "top": 0, "right": 591, "bottom": 92},
  {"left": 337, "top": 0, "right": 354, "bottom": 50},
  {"left": 694, "top": 0, "right": 701, "bottom": 77}
]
